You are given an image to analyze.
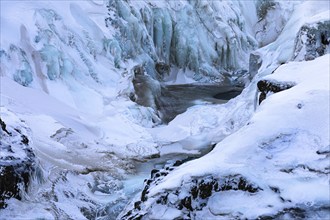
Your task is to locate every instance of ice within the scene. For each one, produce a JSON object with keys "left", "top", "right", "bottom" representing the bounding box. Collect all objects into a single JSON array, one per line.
[{"left": 105, "top": 0, "right": 258, "bottom": 82}]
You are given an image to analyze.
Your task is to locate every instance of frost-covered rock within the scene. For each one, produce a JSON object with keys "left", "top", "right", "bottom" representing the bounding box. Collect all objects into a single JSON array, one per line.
[
  {"left": 292, "top": 20, "right": 330, "bottom": 61},
  {"left": 255, "top": 0, "right": 296, "bottom": 47},
  {"left": 255, "top": 1, "right": 329, "bottom": 74},
  {"left": 120, "top": 165, "right": 261, "bottom": 220},
  {"left": 132, "top": 64, "right": 161, "bottom": 110},
  {"left": 0, "top": 108, "right": 38, "bottom": 208},
  {"left": 1, "top": 45, "right": 34, "bottom": 86}
]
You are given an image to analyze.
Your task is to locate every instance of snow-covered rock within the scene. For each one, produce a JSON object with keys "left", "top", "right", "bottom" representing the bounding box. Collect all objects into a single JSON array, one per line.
[
  {"left": 292, "top": 20, "right": 330, "bottom": 61},
  {"left": 255, "top": 0, "right": 297, "bottom": 47},
  {"left": 257, "top": 79, "right": 295, "bottom": 104},
  {"left": 0, "top": 108, "right": 39, "bottom": 208}
]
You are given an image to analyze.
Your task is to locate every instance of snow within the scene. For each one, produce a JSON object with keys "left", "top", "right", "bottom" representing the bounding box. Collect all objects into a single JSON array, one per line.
[
  {"left": 1, "top": 0, "right": 329, "bottom": 219},
  {"left": 144, "top": 54, "right": 330, "bottom": 218},
  {"left": 208, "top": 190, "right": 283, "bottom": 218},
  {"left": 257, "top": 0, "right": 330, "bottom": 71}
]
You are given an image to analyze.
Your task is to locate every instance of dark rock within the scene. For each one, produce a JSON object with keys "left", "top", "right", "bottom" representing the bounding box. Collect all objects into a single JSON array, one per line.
[
  {"left": 173, "top": 160, "right": 183, "bottom": 167},
  {"left": 191, "top": 186, "right": 198, "bottom": 199},
  {"left": 160, "top": 172, "right": 167, "bottom": 176},
  {"left": 259, "top": 92, "right": 267, "bottom": 105},
  {"left": 121, "top": 163, "right": 262, "bottom": 219},
  {"left": 316, "top": 150, "right": 330, "bottom": 155},
  {"left": 80, "top": 206, "right": 96, "bottom": 220},
  {"left": 0, "top": 116, "right": 37, "bottom": 209},
  {"left": 0, "top": 118, "right": 11, "bottom": 135},
  {"left": 155, "top": 62, "right": 170, "bottom": 78},
  {"left": 219, "top": 175, "right": 261, "bottom": 193},
  {"left": 134, "top": 201, "right": 142, "bottom": 210},
  {"left": 132, "top": 64, "right": 161, "bottom": 109},
  {"left": 269, "top": 186, "right": 280, "bottom": 194},
  {"left": 156, "top": 195, "right": 168, "bottom": 205},
  {"left": 180, "top": 197, "right": 193, "bottom": 211},
  {"left": 21, "top": 135, "right": 29, "bottom": 145},
  {"left": 198, "top": 181, "right": 213, "bottom": 199},
  {"left": 141, "top": 186, "right": 149, "bottom": 202},
  {"left": 257, "top": 80, "right": 295, "bottom": 104},
  {"left": 150, "top": 169, "right": 159, "bottom": 178},
  {"left": 257, "top": 80, "right": 294, "bottom": 93}
]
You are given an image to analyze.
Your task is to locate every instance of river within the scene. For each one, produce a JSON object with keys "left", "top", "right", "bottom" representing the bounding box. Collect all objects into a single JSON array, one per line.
[{"left": 158, "top": 84, "right": 243, "bottom": 123}]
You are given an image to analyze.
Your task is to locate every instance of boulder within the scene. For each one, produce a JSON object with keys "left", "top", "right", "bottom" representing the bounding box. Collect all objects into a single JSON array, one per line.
[{"left": 257, "top": 79, "right": 295, "bottom": 104}]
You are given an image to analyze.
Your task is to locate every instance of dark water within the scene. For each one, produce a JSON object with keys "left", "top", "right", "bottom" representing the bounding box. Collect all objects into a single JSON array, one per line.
[{"left": 158, "top": 84, "right": 243, "bottom": 123}]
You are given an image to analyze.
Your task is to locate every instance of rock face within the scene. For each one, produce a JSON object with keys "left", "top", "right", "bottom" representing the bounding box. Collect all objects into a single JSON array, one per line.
[
  {"left": 0, "top": 110, "right": 37, "bottom": 208},
  {"left": 132, "top": 65, "right": 161, "bottom": 110},
  {"left": 293, "top": 21, "right": 330, "bottom": 61},
  {"left": 255, "top": 0, "right": 294, "bottom": 47},
  {"left": 257, "top": 79, "right": 295, "bottom": 104},
  {"left": 249, "top": 53, "right": 262, "bottom": 80}
]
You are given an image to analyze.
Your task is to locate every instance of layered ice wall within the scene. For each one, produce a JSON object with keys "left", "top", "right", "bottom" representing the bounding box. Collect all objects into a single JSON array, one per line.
[
  {"left": 1, "top": 0, "right": 260, "bottom": 91},
  {"left": 106, "top": 0, "right": 258, "bottom": 82}
]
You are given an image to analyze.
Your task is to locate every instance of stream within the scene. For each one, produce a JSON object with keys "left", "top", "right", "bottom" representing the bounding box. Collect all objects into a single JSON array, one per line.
[{"left": 158, "top": 84, "right": 243, "bottom": 123}]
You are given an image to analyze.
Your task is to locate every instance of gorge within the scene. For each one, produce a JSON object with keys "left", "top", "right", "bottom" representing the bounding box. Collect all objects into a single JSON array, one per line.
[{"left": 1, "top": 0, "right": 329, "bottom": 219}]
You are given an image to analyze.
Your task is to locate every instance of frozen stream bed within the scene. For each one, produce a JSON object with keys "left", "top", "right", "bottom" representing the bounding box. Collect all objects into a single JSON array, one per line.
[{"left": 110, "top": 84, "right": 243, "bottom": 218}]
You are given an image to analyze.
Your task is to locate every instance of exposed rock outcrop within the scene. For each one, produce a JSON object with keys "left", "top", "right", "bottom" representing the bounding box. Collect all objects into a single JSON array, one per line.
[
  {"left": 120, "top": 162, "right": 262, "bottom": 220},
  {"left": 257, "top": 79, "right": 295, "bottom": 104},
  {"left": 292, "top": 21, "right": 330, "bottom": 61},
  {"left": 0, "top": 110, "right": 38, "bottom": 208},
  {"left": 249, "top": 52, "right": 262, "bottom": 80},
  {"left": 132, "top": 65, "right": 161, "bottom": 110}
]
